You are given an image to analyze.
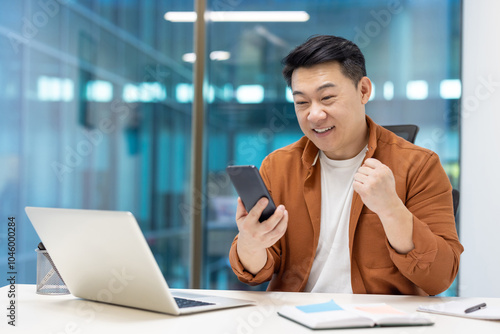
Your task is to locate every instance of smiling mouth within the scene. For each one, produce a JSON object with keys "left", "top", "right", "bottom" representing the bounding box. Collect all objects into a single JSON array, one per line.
[{"left": 313, "top": 126, "right": 334, "bottom": 133}]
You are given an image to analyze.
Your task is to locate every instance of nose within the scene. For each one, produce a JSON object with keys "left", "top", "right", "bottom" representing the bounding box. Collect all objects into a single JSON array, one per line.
[{"left": 307, "top": 102, "right": 327, "bottom": 124}]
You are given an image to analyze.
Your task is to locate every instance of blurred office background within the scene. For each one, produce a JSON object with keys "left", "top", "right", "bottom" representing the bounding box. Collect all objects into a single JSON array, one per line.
[{"left": 0, "top": 0, "right": 461, "bottom": 294}]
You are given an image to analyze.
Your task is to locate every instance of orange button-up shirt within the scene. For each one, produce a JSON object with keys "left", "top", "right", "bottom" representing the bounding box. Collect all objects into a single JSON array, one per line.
[{"left": 229, "top": 116, "right": 463, "bottom": 295}]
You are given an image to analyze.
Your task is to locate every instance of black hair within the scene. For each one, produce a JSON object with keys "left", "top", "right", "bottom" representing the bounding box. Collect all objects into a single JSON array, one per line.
[{"left": 282, "top": 35, "right": 367, "bottom": 87}]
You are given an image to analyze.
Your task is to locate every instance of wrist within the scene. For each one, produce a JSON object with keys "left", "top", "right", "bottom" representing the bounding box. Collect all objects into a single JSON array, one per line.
[
  {"left": 237, "top": 240, "right": 260, "bottom": 257},
  {"left": 236, "top": 240, "right": 267, "bottom": 275},
  {"left": 376, "top": 201, "right": 415, "bottom": 254},
  {"left": 376, "top": 197, "right": 407, "bottom": 222}
]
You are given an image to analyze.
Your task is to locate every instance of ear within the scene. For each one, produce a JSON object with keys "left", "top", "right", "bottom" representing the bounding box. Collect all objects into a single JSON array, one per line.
[{"left": 358, "top": 77, "right": 372, "bottom": 104}]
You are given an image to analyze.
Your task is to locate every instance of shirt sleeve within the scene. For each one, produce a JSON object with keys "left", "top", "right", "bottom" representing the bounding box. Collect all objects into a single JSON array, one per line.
[
  {"left": 228, "top": 235, "right": 279, "bottom": 285},
  {"left": 386, "top": 152, "right": 464, "bottom": 295},
  {"left": 227, "top": 156, "right": 283, "bottom": 286}
]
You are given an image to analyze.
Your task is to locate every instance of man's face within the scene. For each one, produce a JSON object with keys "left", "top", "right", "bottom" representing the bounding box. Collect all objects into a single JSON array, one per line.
[{"left": 291, "top": 61, "right": 371, "bottom": 160}]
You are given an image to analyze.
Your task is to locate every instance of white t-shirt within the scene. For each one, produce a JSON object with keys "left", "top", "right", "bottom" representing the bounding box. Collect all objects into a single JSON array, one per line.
[{"left": 304, "top": 146, "right": 367, "bottom": 293}]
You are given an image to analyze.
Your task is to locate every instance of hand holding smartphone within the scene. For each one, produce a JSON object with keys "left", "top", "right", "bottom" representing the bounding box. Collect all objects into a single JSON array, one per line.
[{"left": 226, "top": 165, "right": 277, "bottom": 222}]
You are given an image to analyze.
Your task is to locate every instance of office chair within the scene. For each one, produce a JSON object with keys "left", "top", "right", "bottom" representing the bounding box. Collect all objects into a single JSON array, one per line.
[
  {"left": 383, "top": 124, "right": 460, "bottom": 219},
  {"left": 382, "top": 124, "right": 419, "bottom": 144},
  {"left": 452, "top": 188, "right": 460, "bottom": 218}
]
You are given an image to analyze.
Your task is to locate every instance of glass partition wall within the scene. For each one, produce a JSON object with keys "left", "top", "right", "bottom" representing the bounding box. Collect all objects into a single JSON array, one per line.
[
  {"left": 0, "top": 0, "right": 461, "bottom": 295},
  {"left": 0, "top": 0, "right": 195, "bottom": 288}
]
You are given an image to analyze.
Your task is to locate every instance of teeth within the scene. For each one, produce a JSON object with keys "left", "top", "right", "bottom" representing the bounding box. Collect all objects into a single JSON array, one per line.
[{"left": 314, "top": 126, "right": 333, "bottom": 133}]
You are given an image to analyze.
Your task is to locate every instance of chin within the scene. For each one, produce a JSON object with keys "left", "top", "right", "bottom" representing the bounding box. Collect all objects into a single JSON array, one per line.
[{"left": 313, "top": 142, "right": 336, "bottom": 154}]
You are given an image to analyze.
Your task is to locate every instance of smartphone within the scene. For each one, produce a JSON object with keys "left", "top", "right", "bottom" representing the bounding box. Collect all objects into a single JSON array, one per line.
[{"left": 226, "top": 165, "right": 277, "bottom": 222}]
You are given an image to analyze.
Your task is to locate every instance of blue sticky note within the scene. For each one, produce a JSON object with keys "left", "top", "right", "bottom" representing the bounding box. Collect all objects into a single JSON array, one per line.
[{"left": 296, "top": 300, "right": 343, "bottom": 313}]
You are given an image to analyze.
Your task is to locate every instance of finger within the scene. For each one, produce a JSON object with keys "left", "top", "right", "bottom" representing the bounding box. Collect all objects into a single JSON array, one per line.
[
  {"left": 353, "top": 179, "right": 361, "bottom": 187},
  {"left": 263, "top": 203, "right": 285, "bottom": 223},
  {"left": 265, "top": 209, "right": 288, "bottom": 242},
  {"left": 246, "top": 197, "right": 270, "bottom": 223},
  {"left": 353, "top": 176, "right": 370, "bottom": 190},
  {"left": 356, "top": 166, "right": 373, "bottom": 176},
  {"left": 274, "top": 209, "right": 288, "bottom": 235},
  {"left": 235, "top": 197, "right": 248, "bottom": 220},
  {"left": 362, "top": 158, "right": 382, "bottom": 168},
  {"left": 354, "top": 173, "right": 369, "bottom": 185}
]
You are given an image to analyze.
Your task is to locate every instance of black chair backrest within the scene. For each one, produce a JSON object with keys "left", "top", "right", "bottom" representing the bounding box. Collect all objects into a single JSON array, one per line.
[
  {"left": 452, "top": 188, "right": 460, "bottom": 218},
  {"left": 382, "top": 125, "right": 419, "bottom": 144},
  {"left": 383, "top": 124, "right": 460, "bottom": 219}
]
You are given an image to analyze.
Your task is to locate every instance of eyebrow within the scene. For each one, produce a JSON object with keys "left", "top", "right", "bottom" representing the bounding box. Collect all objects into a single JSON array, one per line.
[{"left": 292, "top": 82, "right": 337, "bottom": 96}]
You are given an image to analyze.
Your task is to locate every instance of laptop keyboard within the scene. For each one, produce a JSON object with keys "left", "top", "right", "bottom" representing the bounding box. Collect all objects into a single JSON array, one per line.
[{"left": 174, "top": 297, "right": 215, "bottom": 308}]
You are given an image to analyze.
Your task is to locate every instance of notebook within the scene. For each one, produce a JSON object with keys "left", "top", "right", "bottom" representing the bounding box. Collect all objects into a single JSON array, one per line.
[
  {"left": 25, "top": 207, "right": 254, "bottom": 315},
  {"left": 278, "top": 299, "right": 433, "bottom": 329}
]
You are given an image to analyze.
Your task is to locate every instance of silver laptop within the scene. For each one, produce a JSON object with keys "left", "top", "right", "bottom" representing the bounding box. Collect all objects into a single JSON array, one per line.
[{"left": 25, "top": 206, "right": 254, "bottom": 315}]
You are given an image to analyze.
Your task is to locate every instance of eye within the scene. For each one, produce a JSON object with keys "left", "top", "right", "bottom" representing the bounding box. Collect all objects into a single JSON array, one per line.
[{"left": 322, "top": 95, "right": 334, "bottom": 101}]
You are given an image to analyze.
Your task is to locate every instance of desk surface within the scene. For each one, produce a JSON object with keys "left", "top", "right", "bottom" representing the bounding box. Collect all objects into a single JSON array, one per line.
[{"left": 2, "top": 285, "right": 499, "bottom": 333}]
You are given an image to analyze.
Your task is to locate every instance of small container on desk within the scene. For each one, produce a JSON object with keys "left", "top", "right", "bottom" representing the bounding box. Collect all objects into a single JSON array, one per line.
[{"left": 36, "top": 242, "right": 69, "bottom": 295}]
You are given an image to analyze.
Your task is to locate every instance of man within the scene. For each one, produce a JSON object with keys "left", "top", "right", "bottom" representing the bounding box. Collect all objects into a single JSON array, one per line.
[{"left": 229, "top": 35, "right": 463, "bottom": 295}]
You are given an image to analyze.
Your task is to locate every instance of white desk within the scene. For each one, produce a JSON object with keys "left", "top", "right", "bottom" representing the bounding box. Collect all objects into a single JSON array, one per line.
[{"left": 1, "top": 284, "right": 499, "bottom": 333}]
